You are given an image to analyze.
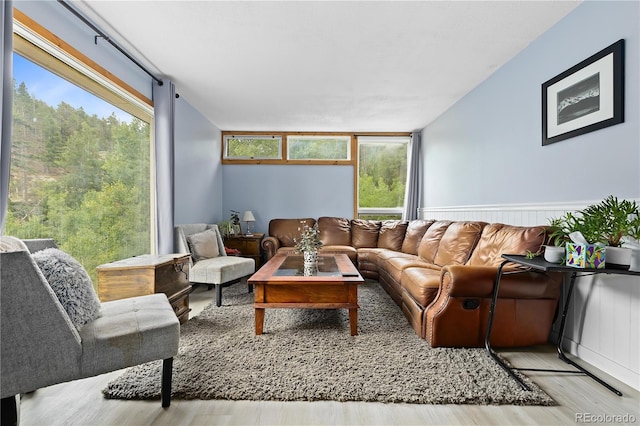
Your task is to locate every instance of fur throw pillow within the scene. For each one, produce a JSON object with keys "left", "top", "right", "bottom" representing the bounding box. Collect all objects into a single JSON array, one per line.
[{"left": 32, "top": 248, "right": 101, "bottom": 329}]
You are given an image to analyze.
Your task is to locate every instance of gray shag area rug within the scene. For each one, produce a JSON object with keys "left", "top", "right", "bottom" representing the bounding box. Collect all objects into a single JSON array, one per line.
[{"left": 103, "top": 280, "right": 555, "bottom": 406}]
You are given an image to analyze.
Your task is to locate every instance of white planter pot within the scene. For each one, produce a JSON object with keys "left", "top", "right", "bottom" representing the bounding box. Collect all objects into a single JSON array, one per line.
[
  {"left": 628, "top": 248, "right": 640, "bottom": 272},
  {"left": 605, "top": 246, "right": 631, "bottom": 269},
  {"left": 543, "top": 245, "right": 565, "bottom": 264}
]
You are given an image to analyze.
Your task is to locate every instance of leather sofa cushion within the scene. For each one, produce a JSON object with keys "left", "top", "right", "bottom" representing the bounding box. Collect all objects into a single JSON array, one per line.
[
  {"left": 433, "top": 221, "right": 487, "bottom": 267},
  {"left": 467, "top": 223, "right": 546, "bottom": 267},
  {"left": 401, "top": 220, "right": 434, "bottom": 255},
  {"left": 377, "top": 221, "right": 408, "bottom": 251},
  {"left": 402, "top": 267, "right": 441, "bottom": 308},
  {"left": 351, "top": 220, "right": 381, "bottom": 248},
  {"left": 268, "top": 218, "right": 315, "bottom": 247},
  {"left": 319, "top": 245, "right": 357, "bottom": 263},
  {"left": 318, "top": 217, "right": 351, "bottom": 246},
  {"left": 417, "top": 221, "right": 451, "bottom": 263}
]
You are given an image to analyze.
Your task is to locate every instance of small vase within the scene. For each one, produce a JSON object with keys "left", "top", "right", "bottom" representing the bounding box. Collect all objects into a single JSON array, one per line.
[
  {"left": 543, "top": 245, "right": 565, "bottom": 264},
  {"left": 303, "top": 250, "right": 318, "bottom": 265}
]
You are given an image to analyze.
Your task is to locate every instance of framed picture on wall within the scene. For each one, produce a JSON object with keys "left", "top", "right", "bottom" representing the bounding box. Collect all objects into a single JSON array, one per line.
[{"left": 542, "top": 39, "right": 624, "bottom": 146}]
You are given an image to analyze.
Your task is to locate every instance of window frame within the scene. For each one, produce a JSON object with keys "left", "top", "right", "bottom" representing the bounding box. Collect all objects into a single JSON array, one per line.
[
  {"left": 222, "top": 133, "right": 284, "bottom": 161},
  {"left": 11, "top": 8, "right": 156, "bottom": 251},
  {"left": 221, "top": 131, "right": 357, "bottom": 165},
  {"left": 356, "top": 135, "right": 410, "bottom": 219}
]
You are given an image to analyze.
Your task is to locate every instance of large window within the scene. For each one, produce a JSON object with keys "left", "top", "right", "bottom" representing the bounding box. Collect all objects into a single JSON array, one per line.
[
  {"left": 357, "top": 136, "right": 409, "bottom": 220},
  {"left": 7, "top": 11, "right": 154, "bottom": 283}
]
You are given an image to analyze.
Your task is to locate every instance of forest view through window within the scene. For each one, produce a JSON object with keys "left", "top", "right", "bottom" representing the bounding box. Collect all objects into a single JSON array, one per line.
[
  {"left": 7, "top": 53, "right": 152, "bottom": 283},
  {"left": 358, "top": 136, "right": 409, "bottom": 219}
]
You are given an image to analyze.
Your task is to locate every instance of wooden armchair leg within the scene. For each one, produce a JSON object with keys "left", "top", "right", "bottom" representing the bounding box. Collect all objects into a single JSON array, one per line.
[{"left": 161, "top": 358, "right": 173, "bottom": 408}]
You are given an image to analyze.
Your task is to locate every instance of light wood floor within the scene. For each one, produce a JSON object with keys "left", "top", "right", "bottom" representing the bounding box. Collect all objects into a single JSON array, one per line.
[{"left": 19, "top": 285, "right": 640, "bottom": 426}]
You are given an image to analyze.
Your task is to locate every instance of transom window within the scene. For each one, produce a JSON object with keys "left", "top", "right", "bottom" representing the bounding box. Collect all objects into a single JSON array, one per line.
[
  {"left": 223, "top": 134, "right": 283, "bottom": 160},
  {"left": 287, "top": 135, "right": 351, "bottom": 161},
  {"left": 222, "top": 132, "right": 354, "bottom": 165}
]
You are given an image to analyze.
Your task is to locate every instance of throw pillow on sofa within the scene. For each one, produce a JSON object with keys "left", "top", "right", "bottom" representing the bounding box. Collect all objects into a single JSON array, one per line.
[
  {"left": 32, "top": 248, "right": 101, "bottom": 330},
  {"left": 187, "top": 228, "right": 220, "bottom": 262}
]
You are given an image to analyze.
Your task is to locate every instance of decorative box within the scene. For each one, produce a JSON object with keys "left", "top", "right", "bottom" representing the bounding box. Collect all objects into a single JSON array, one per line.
[{"left": 565, "top": 242, "right": 606, "bottom": 269}]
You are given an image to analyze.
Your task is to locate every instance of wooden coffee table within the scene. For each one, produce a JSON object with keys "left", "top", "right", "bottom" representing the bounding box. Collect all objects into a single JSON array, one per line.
[{"left": 248, "top": 253, "right": 364, "bottom": 336}]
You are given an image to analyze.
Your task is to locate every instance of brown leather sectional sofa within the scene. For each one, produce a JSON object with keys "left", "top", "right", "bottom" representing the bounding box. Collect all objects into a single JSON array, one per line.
[{"left": 262, "top": 217, "right": 562, "bottom": 348}]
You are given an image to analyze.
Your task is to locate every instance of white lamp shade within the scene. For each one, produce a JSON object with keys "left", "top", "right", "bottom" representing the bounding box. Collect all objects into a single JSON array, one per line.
[{"left": 242, "top": 211, "right": 255, "bottom": 222}]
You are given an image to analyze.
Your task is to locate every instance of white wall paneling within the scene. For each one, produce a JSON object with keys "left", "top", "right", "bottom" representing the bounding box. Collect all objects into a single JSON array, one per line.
[{"left": 419, "top": 201, "right": 640, "bottom": 391}]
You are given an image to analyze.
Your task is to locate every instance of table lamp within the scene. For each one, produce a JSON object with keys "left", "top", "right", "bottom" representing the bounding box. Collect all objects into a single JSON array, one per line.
[{"left": 242, "top": 210, "right": 256, "bottom": 236}]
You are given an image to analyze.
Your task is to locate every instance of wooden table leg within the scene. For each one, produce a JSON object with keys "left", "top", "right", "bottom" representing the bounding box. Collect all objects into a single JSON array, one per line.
[
  {"left": 255, "top": 308, "right": 265, "bottom": 335},
  {"left": 349, "top": 308, "right": 358, "bottom": 336}
]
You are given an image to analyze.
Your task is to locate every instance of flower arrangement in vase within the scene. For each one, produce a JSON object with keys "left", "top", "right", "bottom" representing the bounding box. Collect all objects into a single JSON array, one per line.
[{"left": 294, "top": 222, "right": 323, "bottom": 264}]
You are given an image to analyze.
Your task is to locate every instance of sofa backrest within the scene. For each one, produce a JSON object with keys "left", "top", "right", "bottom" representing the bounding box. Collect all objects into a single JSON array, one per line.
[
  {"left": 417, "top": 221, "right": 452, "bottom": 263},
  {"left": 351, "top": 219, "right": 381, "bottom": 248},
  {"left": 377, "top": 220, "right": 408, "bottom": 251},
  {"left": 467, "top": 223, "right": 547, "bottom": 267},
  {"left": 268, "top": 218, "right": 316, "bottom": 247},
  {"left": 401, "top": 220, "right": 434, "bottom": 255},
  {"left": 318, "top": 216, "right": 351, "bottom": 246},
  {"left": 432, "top": 221, "right": 487, "bottom": 267}
]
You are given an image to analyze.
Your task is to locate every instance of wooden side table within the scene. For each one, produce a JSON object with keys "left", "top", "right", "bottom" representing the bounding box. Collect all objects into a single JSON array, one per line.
[
  {"left": 224, "top": 233, "right": 264, "bottom": 269},
  {"left": 97, "top": 254, "right": 191, "bottom": 323}
]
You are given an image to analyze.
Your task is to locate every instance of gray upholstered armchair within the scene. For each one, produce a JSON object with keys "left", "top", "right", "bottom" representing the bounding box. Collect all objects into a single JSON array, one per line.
[
  {"left": 174, "top": 224, "right": 255, "bottom": 306},
  {"left": 0, "top": 237, "right": 180, "bottom": 425}
]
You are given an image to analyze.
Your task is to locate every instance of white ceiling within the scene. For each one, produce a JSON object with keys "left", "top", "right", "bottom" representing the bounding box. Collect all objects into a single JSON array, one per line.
[{"left": 75, "top": 0, "right": 581, "bottom": 132}]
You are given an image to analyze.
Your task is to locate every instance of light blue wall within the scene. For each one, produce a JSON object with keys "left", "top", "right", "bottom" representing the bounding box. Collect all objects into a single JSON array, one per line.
[
  {"left": 15, "top": 0, "right": 150, "bottom": 99},
  {"left": 421, "top": 0, "right": 639, "bottom": 208},
  {"left": 222, "top": 164, "right": 354, "bottom": 234},
  {"left": 174, "top": 99, "right": 222, "bottom": 225}
]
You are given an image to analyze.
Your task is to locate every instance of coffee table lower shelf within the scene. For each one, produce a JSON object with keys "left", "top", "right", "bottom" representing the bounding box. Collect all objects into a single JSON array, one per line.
[{"left": 253, "top": 283, "right": 359, "bottom": 336}]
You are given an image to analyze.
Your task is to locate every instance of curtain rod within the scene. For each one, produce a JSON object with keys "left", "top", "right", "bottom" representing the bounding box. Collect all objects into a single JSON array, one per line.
[{"left": 56, "top": 0, "right": 164, "bottom": 86}]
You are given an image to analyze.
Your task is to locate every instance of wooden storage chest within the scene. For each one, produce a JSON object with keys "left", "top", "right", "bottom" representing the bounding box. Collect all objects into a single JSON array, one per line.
[{"left": 97, "top": 254, "right": 191, "bottom": 323}]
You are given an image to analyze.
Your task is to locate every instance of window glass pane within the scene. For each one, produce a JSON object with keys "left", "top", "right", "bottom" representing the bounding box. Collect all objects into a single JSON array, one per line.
[
  {"left": 224, "top": 135, "right": 281, "bottom": 159},
  {"left": 7, "top": 54, "right": 151, "bottom": 284},
  {"left": 287, "top": 136, "right": 350, "bottom": 160},
  {"left": 358, "top": 138, "right": 408, "bottom": 211}
]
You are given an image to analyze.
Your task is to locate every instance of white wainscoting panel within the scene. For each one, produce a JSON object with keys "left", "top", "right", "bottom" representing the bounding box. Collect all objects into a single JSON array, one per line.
[{"left": 419, "top": 200, "right": 640, "bottom": 391}]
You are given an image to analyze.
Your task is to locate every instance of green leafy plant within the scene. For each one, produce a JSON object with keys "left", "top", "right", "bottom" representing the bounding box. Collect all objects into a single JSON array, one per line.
[
  {"left": 549, "top": 196, "right": 640, "bottom": 247},
  {"left": 218, "top": 220, "right": 233, "bottom": 237},
  {"left": 525, "top": 250, "right": 539, "bottom": 259},
  {"left": 580, "top": 196, "right": 638, "bottom": 247},
  {"left": 294, "top": 222, "right": 323, "bottom": 253},
  {"left": 627, "top": 213, "right": 640, "bottom": 242},
  {"left": 546, "top": 217, "right": 570, "bottom": 247}
]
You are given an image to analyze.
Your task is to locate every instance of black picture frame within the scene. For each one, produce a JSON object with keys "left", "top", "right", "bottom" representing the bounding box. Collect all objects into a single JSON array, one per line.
[{"left": 542, "top": 39, "right": 624, "bottom": 146}]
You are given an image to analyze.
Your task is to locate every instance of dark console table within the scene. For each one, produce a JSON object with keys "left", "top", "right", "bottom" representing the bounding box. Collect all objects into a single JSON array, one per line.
[{"left": 486, "top": 254, "right": 640, "bottom": 396}]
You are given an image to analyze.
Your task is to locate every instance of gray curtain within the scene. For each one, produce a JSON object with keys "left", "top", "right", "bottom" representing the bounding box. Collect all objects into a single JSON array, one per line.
[
  {"left": 153, "top": 80, "right": 175, "bottom": 254},
  {"left": 402, "top": 131, "right": 422, "bottom": 221},
  {"left": 0, "top": 0, "right": 13, "bottom": 233}
]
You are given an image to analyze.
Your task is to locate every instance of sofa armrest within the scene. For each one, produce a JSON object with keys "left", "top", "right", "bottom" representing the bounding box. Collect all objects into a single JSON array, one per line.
[
  {"left": 441, "top": 265, "right": 561, "bottom": 299},
  {"left": 262, "top": 236, "right": 281, "bottom": 260}
]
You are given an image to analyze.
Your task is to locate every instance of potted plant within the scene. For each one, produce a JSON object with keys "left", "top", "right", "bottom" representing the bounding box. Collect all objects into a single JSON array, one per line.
[
  {"left": 623, "top": 209, "right": 640, "bottom": 271},
  {"left": 580, "top": 195, "right": 638, "bottom": 268},
  {"left": 543, "top": 217, "right": 568, "bottom": 263},
  {"left": 294, "top": 222, "right": 323, "bottom": 265},
  {"left": 548, "top": 209, "right": 606, "bottom": 268}
]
